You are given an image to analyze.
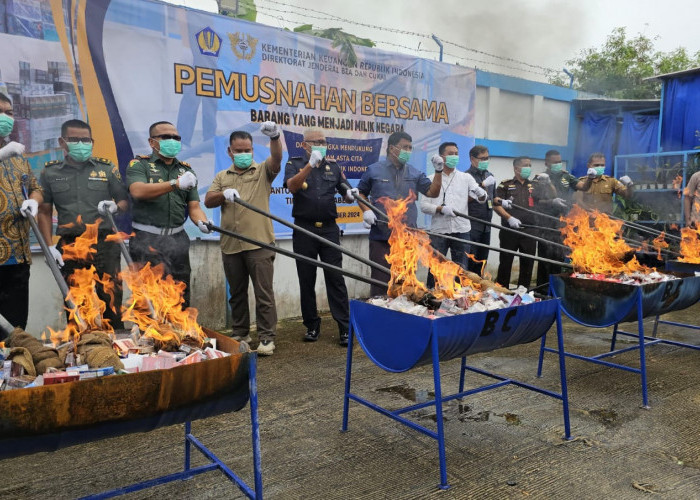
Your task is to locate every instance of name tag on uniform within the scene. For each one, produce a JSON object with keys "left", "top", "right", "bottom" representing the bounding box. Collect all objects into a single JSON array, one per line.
[
  {"left": 88, "top": 177, "right": 108, "bottom": 182},
  {"left": 487, "top": 199, "right": 493, "bottom": 209}
]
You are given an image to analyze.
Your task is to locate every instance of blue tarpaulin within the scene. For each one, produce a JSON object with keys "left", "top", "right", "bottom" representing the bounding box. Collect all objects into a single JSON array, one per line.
[
  {"left": 660, "top": 73, "right": 700, "bottom": 152},
  {"left": 618, "top": 112, "right": 659, "bottom": 156},
  {"left": 572, "top": 112, "right": 617, "bottom": 177}
]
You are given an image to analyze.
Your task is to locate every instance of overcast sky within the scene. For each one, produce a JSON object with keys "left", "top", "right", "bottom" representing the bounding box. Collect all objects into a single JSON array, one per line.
[{"left": 236, "top": 0, "right": 700, "bottom": 82}]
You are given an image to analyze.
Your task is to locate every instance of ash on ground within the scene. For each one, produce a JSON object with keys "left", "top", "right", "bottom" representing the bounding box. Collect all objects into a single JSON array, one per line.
[{"left": 368, "top": 287, "right": 539, "bottom": 318}]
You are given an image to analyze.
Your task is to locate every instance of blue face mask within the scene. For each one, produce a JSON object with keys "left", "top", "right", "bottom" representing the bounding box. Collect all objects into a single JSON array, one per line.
[
  {"left": 477, "top": 160, "right": 489, "bottom": 171},
  {"left": 158, "top": 139, "right": 181, "bottom": 158},
  {"left": 595, "top": 166, "right": 605, "bottom": 177},
  {"left": 519, "top": 167, "right": 532, "bottom": 179},
  {"left": 444, "top": 155, "right": 459, "bottom": 168},
  {"left": 233, "top": 152, "right": 253, "bottom": 169},
  {"left": 66, "top": 142, "right": 93, "bottom": 162},
  {"left": 0, "top": 114, "right": 14, "bottom": 137},
  {"left": 549, "top": 163, "right": 563, "bottom": 173},
  {"left": 397, "top": 150, "right": 411, "bottom": 164}
]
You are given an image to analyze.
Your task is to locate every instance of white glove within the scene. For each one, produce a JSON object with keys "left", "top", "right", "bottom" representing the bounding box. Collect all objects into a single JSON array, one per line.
[
  {"left": 507, "top": 217, "right": 522, "bottom": 229},
  {"left": 20, "top": 199, "right": 38, "bottom": 218},
  {"left": 0, "top": 141, "right": 25, "bottom": 161},
  {"left": 481, "top": 176, "right": 496, "bottom": 188},
  {"left": 260, "top": 121, "right": 280, "bottom": 139},
  {"left": 363, "top": 210, "right": 377, "bottom": 229},
  {"left": 587, "top": 168, "right": 598, "bottom": 179},
  {"left": 500, "top": 199, "right": 513, "bottom": 210},
  {"left": 48, "top": 245, "right": 64, "bottom": 268},
  {"left": 536, "top": 173, "right": 550, "bottom": 183},
  {"left": 350, "top": 187, "right": 360, "bottom": 198},
  {"left": 440, "top": 205, "right": 456, "bottom": 217},
  {"left": 309, "top": 149, "right": 323, "bottom": 168},
  {"left": 223, "top": 188, "right": 240, "bottom": 202},
  {"left": 97, "top": 200, "right": 118, "bottom": 216},
  {"left": 197, "top": 220, "right": 212, "bottom": 234},
  {"left": 178, "top": 171, "right": 197, "bottom": 190},
  {"left": 620, "top": 175, "right": 633, "bottom": 186},
  {"left": 470, "top": 186, "right": 487, "bottom": 201},
  {"left": 552, "top": 198, "right": 568, "bottom": 209},
  {"left": 430, "top": 154, "right": 444, "bottom": 173},
  {"left": 344, "top": 189, "right": 355, "bottom": 202}
]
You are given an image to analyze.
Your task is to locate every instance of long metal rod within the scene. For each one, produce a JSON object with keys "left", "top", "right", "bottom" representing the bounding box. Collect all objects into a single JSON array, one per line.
[
  {"left": 103, "top": 210, "right": 157, "bottom": 319},
  {"left": 205, "top": 223, "right": 387, "bottom": 288},
  {"left": 453, "top": 209, "right": 570, "bottom": 251},
  {"left": 231, "top": 196, "right": 388, "bottom": 273},
  {"left": 353, "top": 195, "right": 573, "bottom": 269},
  {"left": 0, "top": 311, "right": 14, "bottom": 337},
  {"left": 23, "top": 210, "right": 87, "bottom": 330},
  {"left": 583, "top": 207, "right": 682, "bottom": 242}
]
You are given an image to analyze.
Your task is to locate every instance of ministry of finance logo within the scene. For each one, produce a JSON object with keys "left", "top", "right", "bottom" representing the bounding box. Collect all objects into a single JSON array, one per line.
[
  {"left": 228, "top": 32, "right": 258, "bottom": 61},
  {"left": 196, "top": 27, "right": 222, "bottom": 57}
]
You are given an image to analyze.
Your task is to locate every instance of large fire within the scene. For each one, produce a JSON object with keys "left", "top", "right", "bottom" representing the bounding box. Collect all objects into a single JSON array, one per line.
[
  {"left": 561, "top": 205, "right": 651, "bottom": 274},
  {"left": 383, "top": 192, "right": 482, "bottom": 301},
  {"left": 678, "top": 226, "right": 700, "bottom": 263},
  {"left": 47, "top": 220, "right": 206, "bottom": 349}
]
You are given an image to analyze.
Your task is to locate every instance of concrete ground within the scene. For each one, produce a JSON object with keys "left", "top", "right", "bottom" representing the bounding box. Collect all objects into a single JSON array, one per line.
[{"left": 1, "top": 305, "right": 700, "bottom": 499}]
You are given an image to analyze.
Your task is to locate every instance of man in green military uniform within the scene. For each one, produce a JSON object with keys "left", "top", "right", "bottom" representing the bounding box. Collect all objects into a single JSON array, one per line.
[
  {"left": 532, "top": 149, "right": 577, "bottom": 287},
  {"left": 0, "top": 92, "right": 43, "bottom": 335},
  {"left": 574, "top": 152, "right": 633, "bottom": 214},
  {"left": 127, "top": 120, "right": 210, "bottom": 308},
  {"left": 38, "top": 119, "right": 128, "bottom": 329}
]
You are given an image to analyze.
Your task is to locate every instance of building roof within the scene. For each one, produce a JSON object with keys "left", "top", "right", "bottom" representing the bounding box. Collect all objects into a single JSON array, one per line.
[{"left": 645, "top": 66, "right": 700, "bottom": 81}]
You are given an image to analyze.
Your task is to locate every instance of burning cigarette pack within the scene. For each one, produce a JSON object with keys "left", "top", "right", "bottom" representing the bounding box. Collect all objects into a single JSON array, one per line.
[
  {"left": 570, "top": 271, "right": 680, "bottom": 285},
  {"left": 204, "top": 347, "right": 230, "bottom": 359},
  {"left": 43, "top": 371, "right": 80, "bottom": 385},
  {"left": 141, "top": 355, "right": 176, "bottom": 372},
  {"left": 77, "top": 366, "right": 115, "bottom": 380},
  {"left": 178, "top": 351, "right": 204, "bottom": 365},
  {"left": 113, "top": 339, "right": 139, "bottom": 356}
]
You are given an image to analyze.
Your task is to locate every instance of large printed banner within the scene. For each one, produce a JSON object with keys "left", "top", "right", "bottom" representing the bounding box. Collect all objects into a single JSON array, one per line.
[{"left": 1, "top": 0, "right": 476, "bottom": 238}]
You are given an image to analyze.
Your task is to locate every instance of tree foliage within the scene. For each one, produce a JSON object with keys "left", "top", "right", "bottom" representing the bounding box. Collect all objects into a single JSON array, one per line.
[
  {"left": 292, "top": 25, "right": 375, "bottom": 67},
  {"left": 550, "top": 27, "right": 700, "bottom": 99}
]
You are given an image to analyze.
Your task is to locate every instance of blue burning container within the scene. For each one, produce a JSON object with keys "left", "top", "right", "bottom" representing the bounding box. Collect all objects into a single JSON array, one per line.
[{"left": 343, "top": 298, "right": 571, "bottom": 491}]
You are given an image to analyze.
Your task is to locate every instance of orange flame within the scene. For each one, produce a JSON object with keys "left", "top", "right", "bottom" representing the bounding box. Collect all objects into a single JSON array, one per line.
[
  {"left": 61, "top": 216, "right": 99, "bottom": 262},
  {"left": 383, "top": 192, "right": 482, "bottom": 300},
  {"left": 679, "top": 227, "right": 700, "bottom": 263},
  {"left": 121, "top": 262, "right": 206, "bottom": 347},
  {"left": 670, "top": 223, "right": 679, "bottom": 231},
  {"left": 104, "top": 231, "right": 134, "bottom": 243},
  {"left": 673, "top": 175, "right": 683, "bottom": 199},
  {"left": 652, "top": 232, "right": 669, "bottom": 260},
  {"left": 561, "top": 205, "right": 651, "bottom": 274}
]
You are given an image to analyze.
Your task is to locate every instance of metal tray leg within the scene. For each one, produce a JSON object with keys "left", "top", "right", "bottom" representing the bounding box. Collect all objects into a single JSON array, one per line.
[
  {"left": 610, "top": 323, "right": 619, "bottom": 351},
  {"left": 636, "top": 291, "right": 650, "bottom": 409},
  {"left": 458, "top": 356, "right": 466, "bottom": 394},
  {"left": 430, "top": 330, "right": 450, "bottom": 490},
  {"left": 555, "top": 307, "right": 572, "bottom": 439},
  {"left": 342, "top": 323, "right": 355, "bottom": 432}
]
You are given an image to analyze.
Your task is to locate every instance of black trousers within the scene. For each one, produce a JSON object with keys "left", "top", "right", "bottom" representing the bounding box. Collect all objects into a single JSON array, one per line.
[
  {"left": 0, "top": 263, "right": 30, "bottom": 336},
  {"left": 466, "top": 222, "right": 491, "bottom": 274},
  {"left": 292, "top": 221, "right": 349, "bottom": 332},
  {"left": 368, "top": 239, "right": 391, "bottom": 297},
  {"left": 496, "top": 229, "right": 537, "bottom": 288},
  {"left": 536, "top": 236, "right": 565, "bottom": 289},
  {"left": 59, "top": 232, "right": 123, "bottom": 329},
  {"left": 129, "top": 229, "right": 192, "bottom": 308}
]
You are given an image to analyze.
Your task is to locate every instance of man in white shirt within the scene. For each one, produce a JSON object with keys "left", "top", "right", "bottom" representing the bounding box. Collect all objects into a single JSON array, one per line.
[{"left": 420, "top": 142, "right": 487, "bottom": 288}]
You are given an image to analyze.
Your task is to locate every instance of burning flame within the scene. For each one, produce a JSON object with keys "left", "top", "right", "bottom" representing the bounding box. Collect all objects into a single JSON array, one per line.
[
  {"left": 652, "top": 232, "right": 669, "bottom": 260},
  {"left": 383, "top": 192, "right": 482, "bottom": 300},
  {"left": 679, "top": 227, "right": 700, "bottom": 263},
  {"left": 673, "top": 175, "right": 683, "bottom": 199},
  {"left": 561, "top": 205, "right": 651, "bottom": 274},
  {"left": 61, "top": 215, "right": 98, "bottom": 261},
  {"left": 121, "top": 262, "right": 206, "bottom": 348}
]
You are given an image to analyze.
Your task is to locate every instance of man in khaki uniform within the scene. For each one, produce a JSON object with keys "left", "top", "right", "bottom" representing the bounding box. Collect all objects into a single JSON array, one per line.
[
  {"left": 205, "top": 121, "right": 282, "bottom": 355},
  {"left": 575, "top": 152, "right": 633, "bottom": 214},
  {"left": 683, "top": 171, "right": 700, "bottom": 227}
]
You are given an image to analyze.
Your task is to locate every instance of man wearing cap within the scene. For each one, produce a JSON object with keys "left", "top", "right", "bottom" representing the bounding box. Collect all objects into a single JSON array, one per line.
[
  {"left": 0, "top": 92, "right": 43, "bottom": 334},
  {"left": 127, "top": 120, "right": 211, "bottom": 308},
  {"left": 284, "top": 128, "right": 354, "bottom": 346}
]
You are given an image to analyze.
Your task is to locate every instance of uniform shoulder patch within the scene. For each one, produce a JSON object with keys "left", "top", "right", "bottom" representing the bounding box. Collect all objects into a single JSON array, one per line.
[
  {"left": 137, "top": 154, "right": 150, "bottom": 159},
  {"left": 44, "top": 159, "right": 61, "bottom": 167},
  {"left": 93, "top": 156, "right": 113, "bottom": 165},
  {"left": 129, "top": 158, "right": 142, "bottom": 168},
  {"left": 180, "top": 161, "right": 191, "bottom": 168}
]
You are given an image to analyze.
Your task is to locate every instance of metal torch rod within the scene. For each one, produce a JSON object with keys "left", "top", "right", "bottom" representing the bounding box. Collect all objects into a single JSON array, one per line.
[
  {"left": 453, "top": 209, "right": 570, "bottom": 251},
  {"left": 103, "top": 210, "right": 157, "bottom": 319},
  {"left": 205, "top": 223, "right": 388, "bottom": 289},
  {"left": 0, "top": 311, "right": 14, "bottom": 338},
  {"left": 230, "top": 196, "right": 389, "bottom": 274},
  {"left": 22, "top": 210, "right": 87, "bottom": 330},
  {"left": 580, "top": 207, "right": 682, "bottom": 242},
  {"left": 351, "top": 195, "right": 573, "bottom": 269}
]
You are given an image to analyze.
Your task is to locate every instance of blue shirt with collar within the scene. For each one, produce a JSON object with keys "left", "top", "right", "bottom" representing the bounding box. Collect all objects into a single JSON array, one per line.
[{"left": 357, "top": 159, "right": 432, "bottom": 241}]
